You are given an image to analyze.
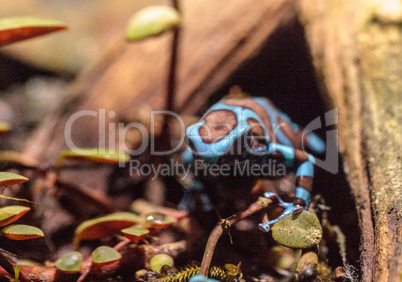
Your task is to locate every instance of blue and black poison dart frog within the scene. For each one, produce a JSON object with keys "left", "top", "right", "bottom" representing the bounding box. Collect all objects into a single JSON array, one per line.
[{"left": 181, "top": 87, "right": 325, "bottom": 232}]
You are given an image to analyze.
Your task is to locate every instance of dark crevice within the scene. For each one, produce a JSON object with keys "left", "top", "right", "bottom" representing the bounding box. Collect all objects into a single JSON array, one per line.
[
  {"left": 202, "top": 19, "right": 361, "bottom": 269},
  {"left": 362, "top": 134, "right": 376, "bottom": 236}
]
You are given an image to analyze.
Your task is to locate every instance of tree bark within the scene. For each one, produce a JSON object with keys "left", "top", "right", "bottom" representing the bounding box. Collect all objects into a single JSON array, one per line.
[{"left": 299, "top": 0, "right": 402, "bottom": 280}]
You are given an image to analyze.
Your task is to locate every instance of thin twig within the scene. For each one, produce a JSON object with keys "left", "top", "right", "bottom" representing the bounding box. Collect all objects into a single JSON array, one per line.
[
  {"left": 160, "top": 0, "right": 181, "bottom": 146},
  {"left": 199, "top": 197, "right": 272, "bottom": 277},
  {"left": 166, "top": 0, "right": 180, "bottom": 113}
]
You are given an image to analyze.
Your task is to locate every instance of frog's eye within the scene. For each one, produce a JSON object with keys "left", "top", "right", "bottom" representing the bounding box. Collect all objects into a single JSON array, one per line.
[
  {"left": 185, "top": 137, "right": 197, "bottom": 153},
  {"left": 199, "top": 110, "right": 237, "bottom": 144},
  {"left": 247, "top": 118, "right": 267, "bottom": 148}
]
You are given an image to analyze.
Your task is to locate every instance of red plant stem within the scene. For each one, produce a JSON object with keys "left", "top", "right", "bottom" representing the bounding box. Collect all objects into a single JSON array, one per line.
[
  {"left": 77, "top": 238, "right": 132, "bottom": 282},
  {"left": 199, "top": 197, "right": 272, "bottom": 277},
  {"left": 77, "top": 266, "right": 91, "bottom": 282},
  {"left": 113, "top": 238, "right": 132, "bottom": 252}
]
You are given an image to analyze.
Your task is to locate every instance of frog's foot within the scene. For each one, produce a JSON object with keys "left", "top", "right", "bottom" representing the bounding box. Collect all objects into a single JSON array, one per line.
[
  {"left": 178, "top": 190, "right": 195, "bottom": 211},
  {"left": 200, "top": 193, "right": 213, "bottom": 212},
  {"left": 258, "top": 192, "right": 304, "bottom": 232},
  {"left": 178, "top": 190, "right": 213, "bottom": 212}
]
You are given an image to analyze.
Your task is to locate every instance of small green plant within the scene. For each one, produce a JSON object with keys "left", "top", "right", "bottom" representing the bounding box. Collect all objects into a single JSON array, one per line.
[
  {"left": 55, "top": 148, "right": 130, "bottom": 172},
  {"left": 0, "top": 16, "right": 67, "bottom": 46},
  {"left": 0, "top": 20, "right": 65, "bottom": 273},
  {"left": 125, "top": 1, "right": 182, "bottom": 148},
  {"left": 1, "top": 224, "right": 43, "bottom": 240},
  {"left": 0, "top": 172, "right": 33, "bottom": 203},
  {"left": 125, "top": 5, "right": 181, "bottom": 42},
  {"left": 271, "top": 210, "right": 322, "bottom": 249},
  {"left": 55, "top": 251, "right": 83, "bottom": 273},
  {"left": 74, "top": 212, "right": 140, "bottom": 245},
  {"left": 0, "top": 174, "right": 44, "bottom": 241},
  {"left": 144, "top": 211, "right": 176, "bottom": 230},
  {"left": 92, "top": 246, "right": 122, "bottom": 265},
  {"left": 150, "top": 254, "right": 174, "bottom": 272},
  {"left": 0, "top": 172, "right": 28, "bottom": 189},
  {"left": 73, "top": 210, "right": 176, "bottom": 248},
  {"left": 120, "top": 225, "right": 149, "bottom": 243},
  {"left": 0, "top": 206, "right": 30, "bottom": 226}
]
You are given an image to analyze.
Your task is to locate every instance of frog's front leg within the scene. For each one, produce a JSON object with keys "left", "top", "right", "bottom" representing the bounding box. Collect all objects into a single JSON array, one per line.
[
  {"left": 259, "top": 143, "right": 314, "bottom": 232},
  {"left": 178, "top": 148, "right": 213, "bottom": 212}
]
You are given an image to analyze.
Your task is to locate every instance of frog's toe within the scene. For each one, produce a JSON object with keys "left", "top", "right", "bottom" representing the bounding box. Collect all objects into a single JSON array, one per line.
[
  {"left": 258, "top": 222, "right": 272, "bottom": 232},
  {"left": 263, "top": 192, "right": 278, "bottom": 200},
  {"left": 263, "top": 192, "right": 293, "bottom": 210},
  {"left": 263, "top": 192, "right": 284, "bottom": 205},
  {"left": 200, "top": 193, "right": 213, "bottom": 212},
  {"left": 259, "top": 204, "right": 296, "bottom": 232},
  {"left": 292, "top": 204, "right": 304, "bottom": 214},
  {"left": 261, "top": 193, "right": 306, "bottom": 232}
]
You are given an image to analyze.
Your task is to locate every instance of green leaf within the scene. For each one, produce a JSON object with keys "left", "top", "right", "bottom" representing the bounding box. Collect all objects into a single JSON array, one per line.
[
  {"left": 121, "top": 225, "right": 149, "bottom": 242},
  {"left": 55, "top": 251, "right": 83, "bottom": 273},
  {"left": 0, "top": 206, "right": 30, "bottom": 226},
  {"left": 0, "top": 17, "right": 67, "bottom": 46},
  {"left": 224, "top": 263, "right": 242, "bottom": 277},
  {"left": 1, "top": 224, "right": 44, "bottom": 240},
  {"left": 125, "top": 5, "right": 181, "bottom": 42},
  {"left": 145, "top": 212, "right": 176, "bottom": 230},
  {"left": 75, "top": 212, "right": 140, "bottom": 240},
  {"left": 56, "top": 149, "right": 130, "bottom": 169},
  {"left": 92, "top": 246, "right": 121, "bottom": 264},
  {"left": 296, "top": 250, "right": 318, "bottom": 272},
  {"left": 0, "top": 172, "right": 29, "bottom": 188},
  {"left": 271, "top": 211, "right": 322, "bottom": 249},
  {"left": 149, "top": 254, "right": 174, "bottom": 271}
]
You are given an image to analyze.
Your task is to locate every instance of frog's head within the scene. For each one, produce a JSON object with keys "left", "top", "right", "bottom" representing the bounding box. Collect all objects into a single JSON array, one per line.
[{"left": 185, "top": 104, "right": 270, "bottom": 165}]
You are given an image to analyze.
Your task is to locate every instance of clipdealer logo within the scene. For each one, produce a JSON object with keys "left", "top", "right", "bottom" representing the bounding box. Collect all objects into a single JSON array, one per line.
[{"left": 64, "top": 108, "right": 339, "bottom": 175}]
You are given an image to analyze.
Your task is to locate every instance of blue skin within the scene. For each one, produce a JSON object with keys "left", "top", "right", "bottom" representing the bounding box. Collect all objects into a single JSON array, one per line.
[
  {"left": 189, "top": 275, "right": 219, "bottom": 282},
  {"left": 181, "top": 96, "right": 324, "bottom": 232}
]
